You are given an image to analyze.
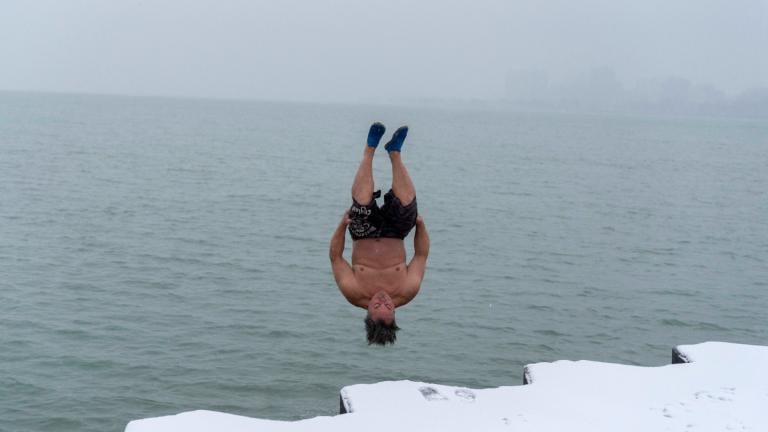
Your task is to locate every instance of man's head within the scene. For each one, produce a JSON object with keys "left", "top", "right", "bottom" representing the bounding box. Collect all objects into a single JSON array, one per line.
[{"left": 364, "top": 291, "right": 399, "bottom": 345}]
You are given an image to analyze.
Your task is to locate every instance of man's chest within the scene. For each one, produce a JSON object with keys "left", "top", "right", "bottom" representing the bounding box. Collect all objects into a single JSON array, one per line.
[{"left": 354, "top": 264, "right": 407, "bottom": 297}]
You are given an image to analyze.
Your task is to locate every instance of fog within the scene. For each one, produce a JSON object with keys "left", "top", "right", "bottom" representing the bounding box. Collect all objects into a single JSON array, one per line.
[{"left": 1, "top": 0, "right": 767, "bottom": 105}]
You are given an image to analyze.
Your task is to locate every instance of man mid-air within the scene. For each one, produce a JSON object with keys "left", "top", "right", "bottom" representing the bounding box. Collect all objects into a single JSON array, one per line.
[{"left": 329, "top": 123, "right": 430, "bottom": 346}]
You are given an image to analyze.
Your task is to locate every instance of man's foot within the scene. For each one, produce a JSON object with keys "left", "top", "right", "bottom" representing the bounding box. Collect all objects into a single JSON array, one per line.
[
  {"left": 367, "top": 122, "right": 386, "bottom": 148},
  {"left": 385, "top": 126, "right": 408, "bottom": 153}
]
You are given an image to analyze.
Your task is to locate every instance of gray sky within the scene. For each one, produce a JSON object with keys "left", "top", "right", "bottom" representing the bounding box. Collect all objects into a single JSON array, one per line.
[{"left": 1, "top": 0, "right": 766, "bottom": 102}]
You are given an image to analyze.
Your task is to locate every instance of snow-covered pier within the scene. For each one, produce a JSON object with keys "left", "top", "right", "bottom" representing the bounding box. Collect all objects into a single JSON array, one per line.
[{"left": 126, "top": 341, "right": 768, "bottom": 432}]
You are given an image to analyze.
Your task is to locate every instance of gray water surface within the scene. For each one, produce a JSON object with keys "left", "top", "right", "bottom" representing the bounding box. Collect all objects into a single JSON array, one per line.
[{"left": 1, "top": 93, "right": 766, "bottom": 432}]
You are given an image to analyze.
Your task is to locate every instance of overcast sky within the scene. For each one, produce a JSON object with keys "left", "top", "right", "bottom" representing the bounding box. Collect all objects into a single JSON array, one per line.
[{"left": 1, "top": 0, "right": 766, "bottom": 102}]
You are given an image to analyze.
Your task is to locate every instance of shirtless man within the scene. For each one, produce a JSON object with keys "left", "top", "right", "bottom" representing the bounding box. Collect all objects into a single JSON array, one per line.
[{"left": 329, "top": 123, "right": 430, "bottom": 346}]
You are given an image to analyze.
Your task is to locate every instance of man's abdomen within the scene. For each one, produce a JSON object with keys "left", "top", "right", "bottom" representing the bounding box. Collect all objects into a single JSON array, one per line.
[{"left": 351, "top": 238, "right": 406, "bottom": 268}]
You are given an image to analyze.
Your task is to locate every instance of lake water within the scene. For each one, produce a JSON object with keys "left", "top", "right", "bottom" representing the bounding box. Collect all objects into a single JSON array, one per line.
[{"left": 1, "top": 92, "right": 766, "bottom": 432}]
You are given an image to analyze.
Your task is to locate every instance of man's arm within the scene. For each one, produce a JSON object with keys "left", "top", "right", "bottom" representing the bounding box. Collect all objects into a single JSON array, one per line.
[
  {"left": 329, "top": 211, "right": 359, "bottom": 301},
  {"left": 404, "top": 215, "right": 430, "bottom": 300}
]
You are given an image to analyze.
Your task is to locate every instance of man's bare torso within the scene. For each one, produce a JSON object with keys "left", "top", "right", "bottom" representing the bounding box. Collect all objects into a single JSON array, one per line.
[{"left": 350, "top": 238, "right": 411, "bottom": 307}]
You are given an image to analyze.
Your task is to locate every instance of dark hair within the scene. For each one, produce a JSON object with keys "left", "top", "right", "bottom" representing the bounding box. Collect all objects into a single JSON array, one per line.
[{"left": 364, "top": 314, "right": 400, "bottom": 346}]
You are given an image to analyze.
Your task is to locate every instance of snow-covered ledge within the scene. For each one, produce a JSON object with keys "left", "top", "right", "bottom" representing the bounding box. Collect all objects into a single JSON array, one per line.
[{"left": 126, "top": 342, "right": 768, "bottom": 432}]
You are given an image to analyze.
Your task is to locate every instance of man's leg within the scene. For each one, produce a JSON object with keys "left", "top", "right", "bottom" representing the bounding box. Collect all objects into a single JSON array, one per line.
[
  {"left": 386, "top": 126, "right": 416, "bottom": 205},
  {"left": 352, "top": 123, "right": 386, "bottom": 204}
]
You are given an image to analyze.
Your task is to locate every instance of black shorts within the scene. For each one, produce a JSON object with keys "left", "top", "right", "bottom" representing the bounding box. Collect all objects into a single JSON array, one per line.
[{"left": 348, "top": 189, "right": 418, "bottom": 240}]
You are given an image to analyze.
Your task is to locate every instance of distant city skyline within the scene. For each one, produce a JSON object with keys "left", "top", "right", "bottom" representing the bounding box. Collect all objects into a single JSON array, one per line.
[
  {"left": 502, "top": 67, "right": 768, "bottom": 116},
  {"left": 2, "top": 1, "right": 767, "bottom": 104}
]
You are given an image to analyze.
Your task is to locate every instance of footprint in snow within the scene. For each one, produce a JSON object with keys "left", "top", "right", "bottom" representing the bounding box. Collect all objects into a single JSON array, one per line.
[{"left": 418, "top": 386, "right": 448, "bottom": 401}]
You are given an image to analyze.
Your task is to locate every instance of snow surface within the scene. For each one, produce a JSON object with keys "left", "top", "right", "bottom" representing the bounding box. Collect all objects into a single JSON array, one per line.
[{"left": 126, "top": 342, "right": 768, "bottom": 432}]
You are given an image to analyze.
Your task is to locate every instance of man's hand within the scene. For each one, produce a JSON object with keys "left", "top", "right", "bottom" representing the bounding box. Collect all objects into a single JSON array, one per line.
[
  {"left": 341, "top": 209, "right": 351, "bottom": 226},
  {"left": 330, "top": 208, "right": 359, "bottom": 304},
  {"left": 413, "top": 214, "right": 429, "bottom": 258},
  {"left": 330, "top": 209, "right": 350, "bottom": 261},
  {"left": 404, "top": 213, "right": 429, "bottom": 302}
]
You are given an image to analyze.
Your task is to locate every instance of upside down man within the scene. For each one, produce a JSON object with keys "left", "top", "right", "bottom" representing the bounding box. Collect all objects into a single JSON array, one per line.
[{"left": 329, "top": 123, "right": 430, "bottom": 345}]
